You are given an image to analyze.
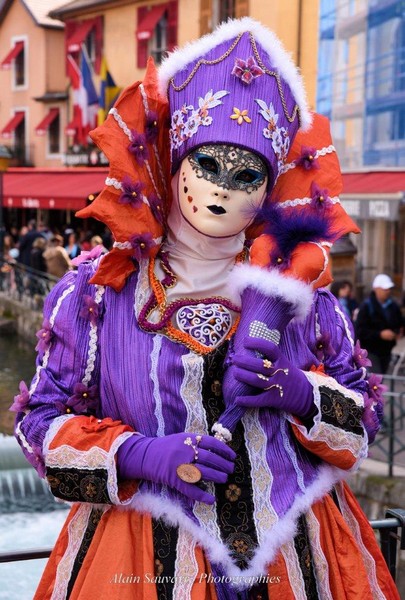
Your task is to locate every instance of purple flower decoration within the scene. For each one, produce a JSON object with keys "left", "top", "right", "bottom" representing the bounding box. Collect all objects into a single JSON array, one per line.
[
  {"left": 35, "top": 319, "right": 53, "bottom": 355},
  {"left": 296, "top": 145, "right": 320, "bottom": 171},
  {"left": 310, "top": 181, "right": 332, "bottom": 210},
  {"left": 128, "top": 131, "right": 149, "bottom": 166},
  {"left": 368, "top": 373, "right": 387, "bottom": 402},
  {"left": 63, "top": 382, "right": 99, "bottom": 414},
  {"left": 9, "top": 381, "right": 30, "bottom": 413},
  {"left": 353, "top": 340, "right": 372, "bottom": 369},
  {"left": 145, "top": 111, "right": 159, "bottom": 143},
  {"left": 79, "top": 295, "right": 100, "bottom": 326},
  {"left": 27, "top": 444, "right": 46, "bottom": 478},
  {"left": 314, "top": 333, "right": 336, "bottom": 361},
  {"left": 118, "top": 176, "right": 145, "bottom": 209},
  {"left": 72, "top": 245, "right": 105, "bottom": 266},
  {"left": 129, "top": 232, "right": 156, "bottom": 261},
  {"left": 362, "top": 392, "right": 382, "bottom": 444},
  {"left": 232, "top": 56, "right": 264, "bottom": 85},
  {"left": 149, "top": 193, "right": 165, "bottom": 225}
]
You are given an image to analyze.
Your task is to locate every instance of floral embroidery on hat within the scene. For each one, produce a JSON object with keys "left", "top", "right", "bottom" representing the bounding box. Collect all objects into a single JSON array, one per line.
[
  {"left": 230, "top": 107, "right": 252, "bottom": 125},
  {"left": 231, "top": 56, "right": 264, "bottom": 85},
  {"left": 256, "top": 99, "right": 290, "bottom": 171},
  {"left": 296, "top": 145, "right": 320, "bottom": 170},
  {"left": 170, "top": 89, "right": 229, "bottom": 149}
]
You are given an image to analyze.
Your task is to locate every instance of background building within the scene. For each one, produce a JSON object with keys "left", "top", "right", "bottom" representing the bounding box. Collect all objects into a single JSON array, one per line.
[{"left": 317, "top": 0, "right": 405, "bottom": 295}]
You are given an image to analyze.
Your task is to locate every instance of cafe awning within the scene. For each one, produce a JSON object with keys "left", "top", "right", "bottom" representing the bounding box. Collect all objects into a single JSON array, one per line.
[
  {"left": 341, "top": 170, "right": 405, "bottom": 221},
  {"left": 1, "top": 111, "right": 25, "bottom": 138},
  {"left": 3, "top": 167, "right": 108, "bottom": 210},
  {"left": 35, "top": 108, "right": 59, "bottom": 136}
]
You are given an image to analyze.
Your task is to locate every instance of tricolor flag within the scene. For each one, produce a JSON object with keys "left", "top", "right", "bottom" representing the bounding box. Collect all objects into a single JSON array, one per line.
[{"left": 66, "top": 48, "right": 98, "bottom": 143}]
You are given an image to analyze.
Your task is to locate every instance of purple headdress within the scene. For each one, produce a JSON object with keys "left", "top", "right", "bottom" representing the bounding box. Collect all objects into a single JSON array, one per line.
[{"left": 159, "top": 18, "right": 312, "bottom": 187}]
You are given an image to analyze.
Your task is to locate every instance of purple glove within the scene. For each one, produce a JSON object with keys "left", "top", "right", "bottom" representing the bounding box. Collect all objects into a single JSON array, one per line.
[
  {"left": 233, "top": 337, "right": 316, "bottom": 418},
  {"left": 117, "top": 432, "right": 236, "bottom": 504}
]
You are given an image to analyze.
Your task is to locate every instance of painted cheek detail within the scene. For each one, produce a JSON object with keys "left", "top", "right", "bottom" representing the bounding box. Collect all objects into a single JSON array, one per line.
[
  {"left": 193, "top": 206, "right": 198, "bottom": 213},
  {"left": 187, "top": 196, "right": 193, "bottom": 203}
]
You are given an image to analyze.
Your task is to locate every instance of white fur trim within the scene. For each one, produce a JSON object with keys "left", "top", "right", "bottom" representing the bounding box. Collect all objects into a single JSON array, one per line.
[
  {"left": 123, "top": 463, "right": 347, "bottom": 589},
  {"left": 158, "top": 17, "right": 311, "bottom": 130},
  {"left": 228, "top": 263, "right": 313, "bottom": 320}
]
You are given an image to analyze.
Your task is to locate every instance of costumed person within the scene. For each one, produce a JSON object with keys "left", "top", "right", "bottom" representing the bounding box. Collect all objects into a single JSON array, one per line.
[{"left": 11, "top": 18, "right": 399, "bottom": 600}]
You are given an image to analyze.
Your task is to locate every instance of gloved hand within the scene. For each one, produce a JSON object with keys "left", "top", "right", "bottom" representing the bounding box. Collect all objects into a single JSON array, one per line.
[
  {"left": 117, "top": 432, "right": 236, "bottom": 504},
  {"left": 232, "top": 337, "right": 316, "bottom": 418}
]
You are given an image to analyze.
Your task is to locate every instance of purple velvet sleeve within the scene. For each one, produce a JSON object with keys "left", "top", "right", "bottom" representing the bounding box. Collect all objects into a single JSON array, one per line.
[{"left": 14, "top": 262, "right": 102, "bottom": 474}]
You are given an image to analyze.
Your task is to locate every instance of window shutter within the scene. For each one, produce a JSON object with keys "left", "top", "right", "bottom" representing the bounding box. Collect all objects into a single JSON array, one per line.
[
  {"left": 200, "top": 0, "right": 212, "bottom": 35},
  {"left": 167, "top": 1, "right": 178, "bottom": 51},
  {"left": 235, "top": 0, "right": 249, "bottom": 18},
  {"left": 137, "top": 6, "right": 149, "bottom": 68}
]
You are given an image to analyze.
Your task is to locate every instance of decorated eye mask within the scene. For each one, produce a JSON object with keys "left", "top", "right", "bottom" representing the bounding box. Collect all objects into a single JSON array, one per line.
[{"left": 187, "top": 145, "right": 268, "bottom": 194}]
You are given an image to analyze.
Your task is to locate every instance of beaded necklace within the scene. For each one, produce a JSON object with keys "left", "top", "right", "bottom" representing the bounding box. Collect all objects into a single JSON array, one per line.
[{"left": 137, "top": 250, "right": 245, "bottom": 355}]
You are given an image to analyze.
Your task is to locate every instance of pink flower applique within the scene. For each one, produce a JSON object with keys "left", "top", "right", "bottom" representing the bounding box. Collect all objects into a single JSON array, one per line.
[
  {"left": 353, "top": 340, "right": 372, "bottom": 369},
  {"left": 35, "top": 320, "right": 53, "bottom": 355},
  {"left": 296, "top": 145, "right": 320, "bottom": 171},
  {"left": 129, "top": 232, "right": 156, "bottom": 261},
  {"left": 232, "top": 56, "right": 264, "bottom": 84},
  {"left": 72, "top": 245, "right": 105, "bottom": 267},
  {"left": 9, "top": 381, "right": 30, "bottom": 413},
  {"left": 128, "top": 131, "right": 149, "bottom": 166},
  {"left": 118, "top": 176, "right": 145, "bottom": 209},
  {"left": 79, "top": 295, "right": 100, "bottom": 325},
  {"left": 310, "top": 181, "right": 332, "bottom": 210}
]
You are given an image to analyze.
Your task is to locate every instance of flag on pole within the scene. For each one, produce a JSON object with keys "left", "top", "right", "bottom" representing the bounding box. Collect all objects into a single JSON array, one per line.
[
  {"left": 66, "top": 47, "right": 98, "bottom": 143},
  {"left": 98, "top": 57, "right": 121, "bottom": 125}
]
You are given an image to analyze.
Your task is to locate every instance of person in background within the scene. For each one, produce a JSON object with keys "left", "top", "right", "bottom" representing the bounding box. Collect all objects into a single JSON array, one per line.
[
  {"left": 18, "top": 220, "right": 45, "bottom": 266},
  {"left": 43, "top": 235, "right": 72, "bottom": 279},
  {"left": 330, "top": 279, "right": 359, "bottom": 322},
  {"left": 90, "top": 235, "right": 109, "bottom": 254},
  {"left": 65, "top": 231, "right": 81, "bottom": 260},
  {"left": 30, "top": 237, "right": 47, "bottom": 273},
  {"left": 356, "top": 274, "right": 405, "bottom": 374}
]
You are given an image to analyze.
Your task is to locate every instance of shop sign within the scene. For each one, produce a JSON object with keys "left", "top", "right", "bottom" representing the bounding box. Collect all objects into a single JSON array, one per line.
[{"left": 341, "top": 196, "right": 402, "bottom": 221}]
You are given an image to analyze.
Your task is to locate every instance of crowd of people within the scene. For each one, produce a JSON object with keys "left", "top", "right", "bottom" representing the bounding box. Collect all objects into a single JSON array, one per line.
[{"left": 3, "top": 220, "right": 111, "bottom": 278}]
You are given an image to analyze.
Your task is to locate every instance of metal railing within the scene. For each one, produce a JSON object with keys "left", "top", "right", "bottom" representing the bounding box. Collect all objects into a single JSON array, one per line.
[
  {"left": 0, "top": 509, "right": 404, "bottom": 585},
  {"left": 0, "top": 258, "right": 60, "bottom": 311}
]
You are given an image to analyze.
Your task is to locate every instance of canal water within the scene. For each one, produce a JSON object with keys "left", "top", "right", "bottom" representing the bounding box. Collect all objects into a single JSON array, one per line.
[{"left": 0, "top": 332, "right": 68, "bottom": 599}]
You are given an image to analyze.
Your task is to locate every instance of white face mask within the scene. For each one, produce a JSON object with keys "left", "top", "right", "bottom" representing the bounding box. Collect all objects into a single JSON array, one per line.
[{"left": 176, "top": 145, "right": 268, "bottom": 238}]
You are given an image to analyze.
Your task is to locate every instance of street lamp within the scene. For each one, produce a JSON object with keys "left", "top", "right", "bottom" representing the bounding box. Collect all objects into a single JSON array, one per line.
[{"left": 0, "top": 144, "right": 12, "bottom": 258}]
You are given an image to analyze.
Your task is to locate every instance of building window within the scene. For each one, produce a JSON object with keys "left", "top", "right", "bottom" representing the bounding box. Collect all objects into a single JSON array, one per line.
[
  {"left": 148, "top": 14, "right": 168, "bottom": 65},
  {"left": 14, "top": 116, "right": 26, "bottom": 163},
  {"left": 14, "top": 43, "right": 25, "bottom": 87},
  {"left": 85, "top": 27, "right": 97, "bottom": 68},
  {"left": 49, "top": 113, "right": 61, "bottom": 154},
  {"left": 214, "top": 0, "right": 236, "bottom": 27}
]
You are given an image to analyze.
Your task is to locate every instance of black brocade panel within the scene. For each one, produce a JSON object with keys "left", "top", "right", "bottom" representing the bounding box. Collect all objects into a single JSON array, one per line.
[
  {"left": 202, "top": 344, "right": 260, "bottom": 571},
  {"left": 319, "top": 386, "right": 364, "bottom": 435},
  {"left": 293, "top": 516, "right": 319, "bottom": 600},
  {"left": 66, "top": 508, "right": 104, "bottom": 598},
  {"left": 46, "top": 467, "right": 111, "bottom": 504},
  {"left": 152, "top": 517, "right": 179, "bottom": 600}
]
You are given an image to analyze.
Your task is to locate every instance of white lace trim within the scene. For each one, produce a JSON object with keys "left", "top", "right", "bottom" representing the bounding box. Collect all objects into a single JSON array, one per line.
[
  {"left": 334, "top": 482, "right": 386, "bottom": 600},
  {"left": 107, "top": 432, "right": 137, "bottom": 505},
  {"left": 280, "top": 413, "right": 306, "bottom": 493},
  {"left": 280, "top": 543, "right": 307, "bottom": 600},
  {"left": 278, "top": 195, "right": 340, "bottom": 209},
  {"left": 30, "top": 284, "right": 75, "bottom": 397},
  {"left": 306, "top": 507, "right": 332, "bottom": 599},
  {"left": 109, "top": 107, "right": 132, "bottom": 140},
  {"left": 279, "top": 144, "right": 336, "bottom": 175},
  {"left": 134, "top": 258, "right": 150, "bottom": 319},
  {"left": 113, "top": 237, "right": 162, "bottom": 250},
  {"left": 173, "top": 529, "right": 199, "bottom": 599},
  {"left": 51, "top": 504, "right": 94, "bottom": 600},
  {"left": 242, "top": 410, "right": 277, "bottom": 544},
  {"left": 82, "top": 285, "right": 105, "bottom": 386},
  {"left": 43, "top": 414, "right": 75, "bottom": 458},
  {"left": 180, "top": 352, "right": 222, "bottom": 542},
  {"left": 151, "top": 335, "right": 165, "bottom": 436}
]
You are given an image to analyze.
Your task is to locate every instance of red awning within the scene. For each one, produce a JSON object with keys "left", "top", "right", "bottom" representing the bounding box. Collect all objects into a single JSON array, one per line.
[
  {"left": 1, "top": 41, "right": 24, "bottom": 70},
  {"left": 137, "top": 5, "right": 166, "bottom": 40},
  {"left": 35, "top": 108, "right": 59, "bottom": 136},
  {"left": 342, "top": 171, "right": 405, "bottom": 194},
  {"left": 3, "top": 168, "right": 108, "bottom": 210},
  {"left": 67, "top": 21, "right": 95, "bottom": 53},
  {"left": 65, "top": 111, "right": 81, "bottom": 136},
  {"left": 1, "top": 111, "right": 25, "bottom": 138}
]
